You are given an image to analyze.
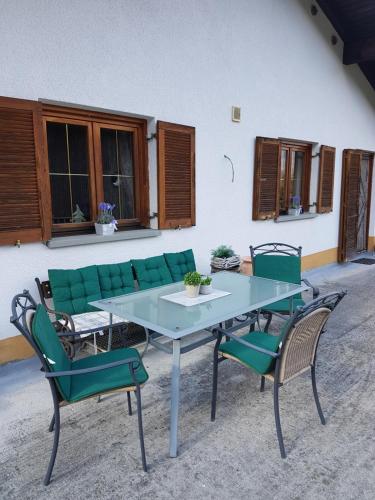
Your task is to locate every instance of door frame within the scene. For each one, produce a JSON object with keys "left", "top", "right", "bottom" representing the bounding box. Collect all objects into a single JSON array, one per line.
[{"left": 338, "top": 149, "right": 374, "bottom": 262}]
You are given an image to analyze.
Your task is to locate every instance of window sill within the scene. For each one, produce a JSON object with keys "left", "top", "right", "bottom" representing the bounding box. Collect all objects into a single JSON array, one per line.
[
  {"left": 46, "top": 228, "right": 161, "bottom": 249},
  {"left": 275, "top": 213, "right": 318, "bottom": 223}
]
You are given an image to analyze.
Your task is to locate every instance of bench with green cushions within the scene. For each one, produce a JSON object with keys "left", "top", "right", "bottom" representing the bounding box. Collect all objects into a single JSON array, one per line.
[{"left": 35, "top": 249, "right": 196, "bottom": 352}]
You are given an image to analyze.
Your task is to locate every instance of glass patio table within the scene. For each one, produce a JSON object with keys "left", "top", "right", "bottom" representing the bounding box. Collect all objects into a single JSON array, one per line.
[{"left": 91, "top": 271, "right": 308, "bottom": 457}]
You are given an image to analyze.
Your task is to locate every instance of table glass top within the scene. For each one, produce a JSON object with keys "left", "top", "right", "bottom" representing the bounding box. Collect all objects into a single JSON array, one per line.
[{"left": 91, "top": 271, "right": 307, "bottom": 339}]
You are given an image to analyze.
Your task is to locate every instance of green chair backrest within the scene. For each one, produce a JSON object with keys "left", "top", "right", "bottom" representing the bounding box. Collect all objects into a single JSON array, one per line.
[
  {"left": 164, "top": 249, "right": 196, "bottom": 282},
  {"left": 32, "top": 305, "right": 71, "bottom": 400},
  {"left": 97, "top": 261, "right": 135, "bottom": 298},
  {"left": 253, "top": 254, "right": 302, "bottom": 298},
  {"left": 131, "top": 255, "right": 173, "bottom": 290},
  {"left": 48, "top": 265, "right": 102, "bottom": 315}
]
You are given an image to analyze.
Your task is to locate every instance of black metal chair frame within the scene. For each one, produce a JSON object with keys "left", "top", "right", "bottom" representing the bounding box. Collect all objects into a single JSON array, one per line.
[
  {"left": 35, "top": 277, "right": 134, "bottom": 357},
  {"left": 10, "top": 291, "right": 147, "bottom": 485},
  {"left": 249, "top": 242, "right": 320, "bottom": 330},
  {"left": 211, "top": 291, "right": 346, "bottom": 458}
]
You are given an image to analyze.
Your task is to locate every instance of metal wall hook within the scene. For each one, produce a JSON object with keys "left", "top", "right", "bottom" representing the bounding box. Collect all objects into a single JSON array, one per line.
[{"left": 224, "top": 155, "right": 235, "bottom": 182}]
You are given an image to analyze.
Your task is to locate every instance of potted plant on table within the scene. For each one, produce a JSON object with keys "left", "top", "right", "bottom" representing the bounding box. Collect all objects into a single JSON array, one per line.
[
  {"left": 211, "top": 245, "right": 241, "bottom": 272},
  {"left": 200, "top": 276, "right": 213, "bottom": 295},
  {"left": 95, "top": 202, "right": 118, "bottom": 236},
  {"left": 183, "top": 271, "right": 201, "bottom": 298}
]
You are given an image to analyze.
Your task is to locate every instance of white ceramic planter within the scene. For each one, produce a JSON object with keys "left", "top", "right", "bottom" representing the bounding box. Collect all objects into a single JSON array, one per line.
[
  {"left": 95, "top": 223, "right": 115, "bottom": 236},
  {"left": 185, "top": 284, "right": 200, "bottom": 298},
  {"left": 200, "top": 284, "right": 213, "bottom": 295},
  {"left": 287, "top": 208, "right": 301, "bottom": 216}
]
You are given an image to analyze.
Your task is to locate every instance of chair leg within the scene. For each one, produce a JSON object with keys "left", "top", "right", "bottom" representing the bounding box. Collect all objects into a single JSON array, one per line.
[
  {"left": 311, "top": 365, "right": 325, "bottom": 425},
  {"left": 211, "top": 349, "right": 219, "bottom": 421},
  {"left": 273, "top": 379, "right": 286, "bottom": 459},
  {"left": 135, "top": 386, "right": 147, "bottom": 472},
  {"left": 44, "top": 404, "right": 60, "bottom": 485},
  {"left": 48, "top": 414, "right": 55, "bottom": 432},
  {"left": 265, "top": 313, "right": 272, "bottom": 332},
  {"left": 127, "top": 391, "right": 132, "bottom": 416},
  {"left": 260, "top": 376, "right": 265, "bottom": 392}
]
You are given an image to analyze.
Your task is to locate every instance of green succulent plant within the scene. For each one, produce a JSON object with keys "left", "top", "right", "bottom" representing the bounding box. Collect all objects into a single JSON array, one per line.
[
  {"left": 211, "top": 245, "right": 235, "bottom": 259},
  {"left": 183, "top": 271, "right": 201, "bottom": 286},
  {"left": 200, "top": 276, "right": 212, "bottom": 286}
]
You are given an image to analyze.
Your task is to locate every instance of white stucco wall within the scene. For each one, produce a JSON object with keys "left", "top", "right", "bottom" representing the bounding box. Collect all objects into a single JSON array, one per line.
[{"left": 0, "top": 0, "right": 374, "bottom": 340}]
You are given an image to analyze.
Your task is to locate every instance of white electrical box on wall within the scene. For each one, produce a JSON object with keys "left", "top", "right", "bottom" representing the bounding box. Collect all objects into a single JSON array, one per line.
[{"left": 232, "top": 106, "right": 241, "bottom": 122}]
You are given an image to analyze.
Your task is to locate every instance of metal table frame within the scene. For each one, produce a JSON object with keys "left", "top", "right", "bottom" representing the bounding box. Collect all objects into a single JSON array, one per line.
[{"left": 91, "top": 272, "right": 308, "bottom": 457}]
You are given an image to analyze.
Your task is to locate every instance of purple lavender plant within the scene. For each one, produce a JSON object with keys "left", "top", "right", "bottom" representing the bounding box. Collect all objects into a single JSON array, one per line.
[{"left": 96, "top": 202, "right": 118, "bottom": 228}]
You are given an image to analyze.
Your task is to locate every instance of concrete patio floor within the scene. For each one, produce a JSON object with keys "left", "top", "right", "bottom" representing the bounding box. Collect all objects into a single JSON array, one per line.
[{"left": 1, "top": 259, "right": 375, "bottom": 499}]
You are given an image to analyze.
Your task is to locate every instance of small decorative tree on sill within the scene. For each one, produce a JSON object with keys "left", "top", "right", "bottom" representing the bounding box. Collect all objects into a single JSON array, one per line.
[{"left": 71, "top": 204, "right": 86, "bottom": 223}]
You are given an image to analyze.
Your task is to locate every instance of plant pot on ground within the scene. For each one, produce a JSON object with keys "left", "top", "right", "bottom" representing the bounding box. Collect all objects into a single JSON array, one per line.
[
  {"left": 183, "top": 271, "right": 201, "bottom": 298},
  {"left": 211, "top": 245, "right": 241, "bottom": 271},
  {"left": 200, "top": 276, "right": 213, "bottom": 295}
]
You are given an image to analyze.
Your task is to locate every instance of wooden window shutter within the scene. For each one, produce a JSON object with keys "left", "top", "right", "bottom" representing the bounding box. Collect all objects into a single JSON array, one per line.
[
  {"left": 317, "top": 145, "right": 336, "bottom": 213},
  {"left": 157, "top": 121, "right": 195, "bottom": 229},
  {"left": 338, "top": 149, "right": 361, "bottom": 262},
  {"left": 252, "top": 137, "right": 280, "bottom": 220},
  {"left": 0, "top": 97, "right": 50, "bottom": 245}
]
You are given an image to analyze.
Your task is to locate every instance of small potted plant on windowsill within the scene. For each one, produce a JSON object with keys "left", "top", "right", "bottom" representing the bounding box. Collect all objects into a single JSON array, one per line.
[
  {"left": 95, "top": 202, "right": 118, "bottom": 236},
  {"left": 200, "top": 276, "right": 213, "bottom": 295},
  {"left": 288, "top": 196, "right": 302, "bottom": 216},
  {"left": 184, "top": 271, "right": 201, "bottom": 298},
  {"left": 211, "top": 245, "right": 241, "bottom": 272}
]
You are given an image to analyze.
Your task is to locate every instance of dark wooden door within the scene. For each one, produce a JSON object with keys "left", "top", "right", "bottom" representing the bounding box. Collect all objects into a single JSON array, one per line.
[{"left": 338, "top": 150, "right": 373, "bottom": 262}]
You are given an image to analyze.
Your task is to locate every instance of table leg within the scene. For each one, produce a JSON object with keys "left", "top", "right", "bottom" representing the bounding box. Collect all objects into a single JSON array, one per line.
[
  {"left": 170, "top": 339, "right": 181, "bottom": 458},
  {"left": 107, "top": 313, "right": 113, "bottom": 351}
]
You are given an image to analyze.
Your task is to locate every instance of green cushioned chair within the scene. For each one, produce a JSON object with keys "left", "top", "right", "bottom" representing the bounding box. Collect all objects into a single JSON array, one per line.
[
  {"left": 211, "top": 292, "right": 346, "bottom": 459},
  {"left": 10, "top": 293, "right": 148, "bottom": 485},
  {"left": 164, "top": 249, "right": 196, "bottom": 282},
  {"left": 250, "top": 243, "right": 319, "bottom": 329},
  {"left": 131, "top": 255, "right": 173, "bottom": 290},
  {"left": 97, "top": 261, "right": 135, "bottom": 298}
]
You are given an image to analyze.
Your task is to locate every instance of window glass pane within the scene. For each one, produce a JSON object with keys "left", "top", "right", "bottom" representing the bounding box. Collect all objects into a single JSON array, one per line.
[
  {"left": 290, "top": 151, "right": 304, "bottom": 205},
  {"left": 47, "top": 122, "right": 91, "bottom": 224},
  {"left": 68, "top": 124, "right": 89, "bottom": 175},
  {"left": 279, "top": 149, "right": 287, "bottom": 210},
  {"left": 101, "top": 129, "right": 117, "bottom": 175},
  {"left": 47, "top": 123, "right": 68, "bottom": 174},
  {"left": 100, "top": 128, "right": 136, "bottom": 220}
]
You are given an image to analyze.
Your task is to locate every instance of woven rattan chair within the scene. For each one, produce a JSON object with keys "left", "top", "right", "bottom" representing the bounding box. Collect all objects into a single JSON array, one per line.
[
  {"left": 211, "top": 291, "right": 346, "bottom": 458},
  {"left": 10, "top": 291, "right": 148, "bottom": 485}
]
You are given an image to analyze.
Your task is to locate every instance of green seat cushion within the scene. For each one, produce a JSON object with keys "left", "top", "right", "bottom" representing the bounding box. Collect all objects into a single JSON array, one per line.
[
  {"left": 131, "top": 255, "right": 173, "bottom": 290},
  {"left": 264, "top": 297, "right": 305, "bottom": 314},
  {"left": 69, "top": 348, "right": 148, "bottom": 402},
  {"left": 32, "top": 305, "right": 71, "bottom": 400},
  {"left": 97, "top": 261, "right": 135, "bottom": 298},
  {"left": 253, "top": 254, "right": 302, "bottom": 300},
  {"left": 164, "top": 249, "right": 196, "bottom": 282},
  {"left": 49, "top": 265, "right": 102, "bottom": 315},
  {"left": 219, "top": 330, "right": 281, "bottom": 375}
]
